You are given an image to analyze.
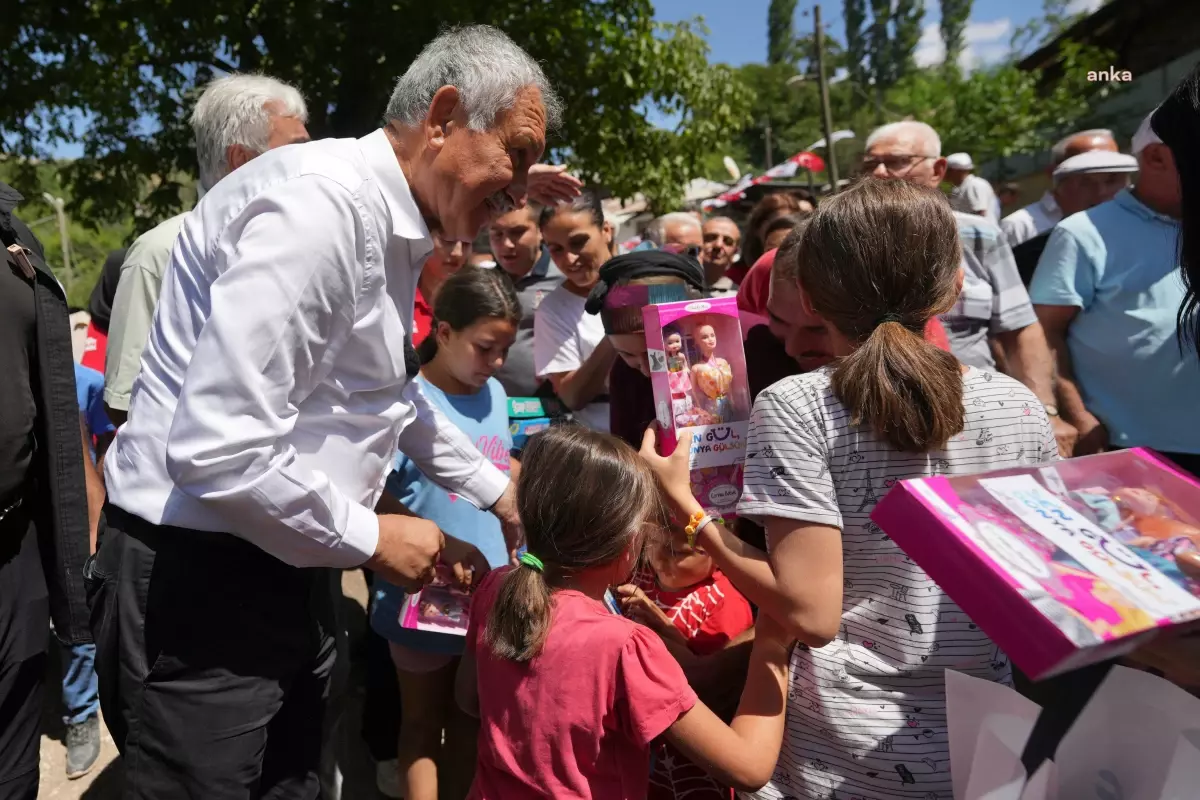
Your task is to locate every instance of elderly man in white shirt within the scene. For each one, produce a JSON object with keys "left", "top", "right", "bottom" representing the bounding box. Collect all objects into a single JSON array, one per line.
[
  {"left": 89, "top": 25, "right": 561, "bottom": 797},
  {"left": 1000, "top": 128, "right": 1119, "bottom": 247},
  {"left": 945, "top": 152, "right": 999, "bottom": 222}
]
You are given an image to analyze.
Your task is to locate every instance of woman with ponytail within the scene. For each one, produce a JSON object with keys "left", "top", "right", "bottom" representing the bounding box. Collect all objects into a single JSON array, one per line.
[
  {"left": 370, "top": 266, "right": 521, "bottom": 800},
  {"left": 456, "top": 425, "right": 797, "bottom": 799},
  {"left": 642, "top": 179, "right": 1059, "bottom": 799}
]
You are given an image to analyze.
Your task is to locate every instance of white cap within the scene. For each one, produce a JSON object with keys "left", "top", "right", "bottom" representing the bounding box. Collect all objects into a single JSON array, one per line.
[
  {"left": 1053, "top": 150, "right": 1139, "bottom": 179},
  {"left": 1132, "top": 109, "right": 1163, "bottom": 156},
  {"left": 946, "top": 152, "right": 974, "bottom": 170}
]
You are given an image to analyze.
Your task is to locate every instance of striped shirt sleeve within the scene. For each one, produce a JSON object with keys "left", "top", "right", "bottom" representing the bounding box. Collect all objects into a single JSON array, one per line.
[{"left": 737, "top": 382, "right": 842, "bottom": 530}]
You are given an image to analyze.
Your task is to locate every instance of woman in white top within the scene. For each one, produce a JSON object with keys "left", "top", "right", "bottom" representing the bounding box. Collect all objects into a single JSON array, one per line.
[
  {"left": 642, "top": 179, "right": 1058, "bottom": 799},
  {"left": 534, "top": 194, "right": 616, "bottom": 430}
]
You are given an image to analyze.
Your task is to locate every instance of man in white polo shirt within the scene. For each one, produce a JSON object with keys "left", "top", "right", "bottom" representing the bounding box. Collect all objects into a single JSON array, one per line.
[
  {"left": 945, "top": 152, "right": 999, "bottom": 222},
  {"left": 89, "top": 25, "right": 558, "bottom": 797}
]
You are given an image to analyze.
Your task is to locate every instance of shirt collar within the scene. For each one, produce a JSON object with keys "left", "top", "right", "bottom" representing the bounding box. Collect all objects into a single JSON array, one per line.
[
  {"left": 359, "top": 128, "right": 433, "bottom": 248},
  {"left": 531, "top": 247, "right": 552, "bottom": 280},
  {"left": 1115, "top": 187, "right": 1179, "bottom": 226},
  {"left": 1039, "top": 191, "right": 1060, "bottom": 217}
]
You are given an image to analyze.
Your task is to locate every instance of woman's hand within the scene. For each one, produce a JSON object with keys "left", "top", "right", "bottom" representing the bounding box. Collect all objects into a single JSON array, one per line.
[
  {"left": 440, "top": 535, "right": 492, "bottom": 590},
  {"left": 638, "top": 425, "right": 701, "bottom": 515}
]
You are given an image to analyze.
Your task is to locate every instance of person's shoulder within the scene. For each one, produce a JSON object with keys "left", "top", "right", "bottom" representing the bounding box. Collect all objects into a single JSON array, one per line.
[
  {"left": 535, "top": 283, "right": 579, "bottom": 317},
  {"left": 757, "top": 368, "right": 835, "bottom": 417},
  {"left": 963, "top": 367, "right": 1036, "bottom": 399},
  {"left": 74, "top": 362, "right": 104, "bottom": 388},
  {"left": 1001, "top": 206, "right": 1033, "bottom": 231},
  {"left": 123, "top": 212, "right": 188, "bottom": 270},
  {"left": 954, "top": 210, "right": 1003, "bottom": 241}
]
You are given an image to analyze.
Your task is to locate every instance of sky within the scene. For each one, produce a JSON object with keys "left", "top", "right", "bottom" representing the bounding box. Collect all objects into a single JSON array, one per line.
[
  {"left": 652, "top": 0, "right": 1104, "bottom": 70},
  {"left": 47, "top": 0, "right": 1103, "bottom": 159}
]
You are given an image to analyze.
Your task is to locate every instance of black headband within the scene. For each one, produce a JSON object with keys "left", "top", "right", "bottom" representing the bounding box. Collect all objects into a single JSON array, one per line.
[{"left": 584, "top": 250, "right": 707, "bottom": 316}]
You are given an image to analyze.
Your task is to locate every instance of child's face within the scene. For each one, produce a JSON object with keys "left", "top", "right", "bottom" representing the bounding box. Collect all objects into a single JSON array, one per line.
[
  {"left": 665, "top": 332, "right": 682, "bottom": 356},
  {"left": 648, "top": 526, "right": 715, "bottom": 592},
  {"left": 437, "top": 316, "right": 518, "bottom": 390}
]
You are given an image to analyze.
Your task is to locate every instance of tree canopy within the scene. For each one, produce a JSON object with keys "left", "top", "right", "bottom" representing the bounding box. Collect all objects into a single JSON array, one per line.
[{"left": 3, "top": 0, "right": 751, "bottom": 223}]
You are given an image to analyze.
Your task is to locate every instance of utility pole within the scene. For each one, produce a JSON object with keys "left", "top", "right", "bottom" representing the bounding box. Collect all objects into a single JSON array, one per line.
[
  {"left": 42, "top": 193, "right": 72, "bottom": 294},
  {"left": 764, "top": 119, "right": 774, "bottom": 170},
  {"left": 814, "top": 4, "right": 839, "bottom": 190}
]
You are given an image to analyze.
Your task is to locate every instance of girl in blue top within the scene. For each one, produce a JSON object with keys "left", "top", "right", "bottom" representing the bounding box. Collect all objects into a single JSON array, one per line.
[{"left": 370, "top": 266, "right": 521, "bottom": 800}]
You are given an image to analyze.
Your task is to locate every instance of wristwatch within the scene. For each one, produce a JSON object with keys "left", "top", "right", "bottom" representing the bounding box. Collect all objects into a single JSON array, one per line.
[{"left": 1043, "top": 403, "right": 1060, "bottom": 417}]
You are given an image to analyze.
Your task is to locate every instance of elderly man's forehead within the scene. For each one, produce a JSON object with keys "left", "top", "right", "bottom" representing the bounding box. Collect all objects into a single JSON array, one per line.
[
  {"left": 867, "top": 132, "right": 930, "bottom": 155},
  {"left": 703, "top": 217, "right": 739, "bottom": 234}
]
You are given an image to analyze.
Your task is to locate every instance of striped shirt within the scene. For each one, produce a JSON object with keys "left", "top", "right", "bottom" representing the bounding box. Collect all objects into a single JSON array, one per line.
[
  {"left": 940, "top": 212, "right": 1038, "bottom": 370},
  {"left": 738, "top": 366, "right": 1057, "bottom": 800}
]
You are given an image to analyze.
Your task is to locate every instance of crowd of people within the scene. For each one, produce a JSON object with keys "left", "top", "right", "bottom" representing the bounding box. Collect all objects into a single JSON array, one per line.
[{"left": 3, "top": 21, "right": 1200, "bottom": 800}]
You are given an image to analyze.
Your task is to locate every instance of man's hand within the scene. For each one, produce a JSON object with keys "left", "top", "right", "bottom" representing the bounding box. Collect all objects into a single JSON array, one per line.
[
  {"left": 366, "top": 514, "right": 444, "bottom": 591},
  {"left": 489, "top": 482, "right": 524, "bottom": 563},
  {"left": 1050, "top": 415, "right": 1078, "bottom": 458},
  {"left": 441, "top": 535, "right": 492, "bottom": 590},
  {"left": 1072, "top": 413, "right": 1109, "bottom": 457},
  {"left": 527, "top": 164, "right": 583, "bottom": 206}
]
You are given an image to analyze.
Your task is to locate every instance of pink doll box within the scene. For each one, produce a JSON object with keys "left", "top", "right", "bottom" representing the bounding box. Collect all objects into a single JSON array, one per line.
[
  {"left": 400, "top": 564, "right": 471, "bottom": 637},
  {"left": 870, "top": 449, "right": 1200, "bottom": 680},
  {"left": 643, "top": 297, "right": 752, "bottom": 519}
]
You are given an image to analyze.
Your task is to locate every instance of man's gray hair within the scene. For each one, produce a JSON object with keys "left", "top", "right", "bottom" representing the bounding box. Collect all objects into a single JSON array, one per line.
[
  {"left": 190, "top": 73, "right": 308, "bottom": 191},
  {"left": 645, "top": 212, "right": 702, "bottom": 246},
  {"left": 385, "top": 25, "right": 563, "bottom": 133},
  {"left": 1050, "top": 128, "right": 1116, "bottom": 165},
  {"left": 865, "top": 121, "right": 942, "bottom": 157}
]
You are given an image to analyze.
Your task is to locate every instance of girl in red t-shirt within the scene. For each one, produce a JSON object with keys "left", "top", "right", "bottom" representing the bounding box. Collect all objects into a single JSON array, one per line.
[
  {"left": 617, "top": 527, "right": 754, "bottom": 800},
  {"left": 456, "top": 426, "right": 793, "bottom": 800}
]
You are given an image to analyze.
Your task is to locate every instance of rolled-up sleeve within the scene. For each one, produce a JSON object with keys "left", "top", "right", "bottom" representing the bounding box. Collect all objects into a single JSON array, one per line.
[
  {"left": 396, "top": 380, "right": 509, "bottom": 511},
  {"left": 163, "top": 176, "right": 379, "bottom": 568}
]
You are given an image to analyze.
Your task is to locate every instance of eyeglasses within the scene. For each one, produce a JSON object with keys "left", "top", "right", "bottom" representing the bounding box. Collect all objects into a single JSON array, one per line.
[{"left": 859, "top": 154, "right": 937, "bottom": 176}]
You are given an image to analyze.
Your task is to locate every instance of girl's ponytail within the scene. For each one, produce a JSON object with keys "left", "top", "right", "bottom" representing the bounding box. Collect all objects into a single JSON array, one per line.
[
  {"left": 485, "top": 560, "right": 553, "bottom": 662},
  {"left": 782, "top": 178, "right": 966, "bottom": 452},
  {"left": 832, "top": 320, "right": 964, "bottom": 451}
]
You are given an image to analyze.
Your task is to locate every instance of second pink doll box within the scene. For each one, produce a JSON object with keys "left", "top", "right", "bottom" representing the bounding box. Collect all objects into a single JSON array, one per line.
[
  {"left": 643, "top": 297, "right": 752, "bottom": 519},
  {"left": 870, "top": 449, "right": 1200, "bottom": 679}
]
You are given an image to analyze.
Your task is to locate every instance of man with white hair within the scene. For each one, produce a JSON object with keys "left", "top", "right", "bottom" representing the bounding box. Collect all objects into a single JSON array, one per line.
[
  {"left": 1032, "top": 113, "right": 1198, "bottom": 468},
  {"left": 862, "top": 121, "right": 1075, "bottom": 455},
  {"left": 1012, "top": 149, "right": 1139, "bottom": 285},
  {"left": 1001, "top": 128, "right": 1119, "bottom": 247},
  {"left": 90, "top": 26, "right": 558, "bottom": 795},
  {"left": 945, "top": 152, "right": 999, "bottom": 222},
  {"left": 104, "top": 73, "right": 311, "bottom": 426},
  {"left": 645, "top": 211, "right": 703, "bottom": 251}
]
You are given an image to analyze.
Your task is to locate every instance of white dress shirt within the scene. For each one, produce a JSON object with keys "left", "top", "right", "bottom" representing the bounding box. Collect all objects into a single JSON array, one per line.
[
  {"left": 1000, "top": 191, "right": 1062, "bottom": 247},
  {"left": 104, "top": 129, "right": 509, "bottom": 569}
]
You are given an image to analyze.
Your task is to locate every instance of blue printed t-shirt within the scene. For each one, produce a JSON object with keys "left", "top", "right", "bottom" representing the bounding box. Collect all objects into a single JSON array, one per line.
[
  {"left": 370, "top": 375, "right": 512, "bottom": 653},
  {"left": 1030, "top": 188, "right": 1200, "bottom": 453},
  {"left": 75, "top": 363, "right": 115, "bottom": 461}
]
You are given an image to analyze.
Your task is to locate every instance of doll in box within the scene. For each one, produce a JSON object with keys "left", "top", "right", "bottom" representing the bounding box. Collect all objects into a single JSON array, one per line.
[
  {"left": 664, "top": 325, "right": 692, "bottom": 398},
  {"left": 690, "top": 320, "right": 734, "bottom": 424}
]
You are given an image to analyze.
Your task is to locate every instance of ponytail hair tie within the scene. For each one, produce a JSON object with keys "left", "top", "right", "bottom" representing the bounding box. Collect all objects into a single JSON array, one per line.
[
  {"left": 875, "top": 312, "right": 905, "bottom": 328},
  {"left": 518, "top": 552, "right": 544, "bottom": 573}
]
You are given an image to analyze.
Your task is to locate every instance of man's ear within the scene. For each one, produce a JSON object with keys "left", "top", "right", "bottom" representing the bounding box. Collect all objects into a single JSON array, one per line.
[
  {"left": 425, "top": 85, "right": 461, "bottom": 154},
  {"left": 225, "top": 143, "right": 257, "bottom": 174},
  {"left": 931, "top": 157, "right": 948, "bottom": 186}
]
